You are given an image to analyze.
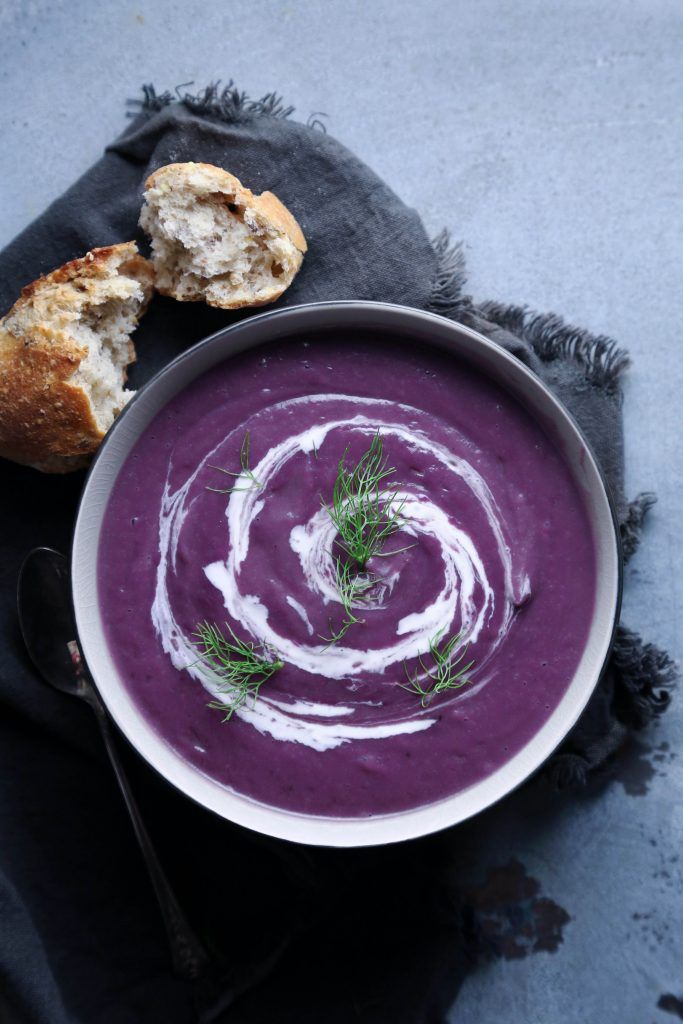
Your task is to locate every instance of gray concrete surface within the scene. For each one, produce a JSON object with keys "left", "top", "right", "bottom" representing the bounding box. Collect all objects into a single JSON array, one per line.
[{"left": 1, "top": 1, "right": 681, "bottom": 1020}]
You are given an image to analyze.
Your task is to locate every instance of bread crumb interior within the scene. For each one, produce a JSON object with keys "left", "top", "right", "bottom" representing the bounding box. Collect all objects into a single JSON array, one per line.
[
  {"left": 140, "top": 186, "right": 299, "bottom": 306},
  {"left": 71, "top": 283, "right": 144, "bottom": 430}
]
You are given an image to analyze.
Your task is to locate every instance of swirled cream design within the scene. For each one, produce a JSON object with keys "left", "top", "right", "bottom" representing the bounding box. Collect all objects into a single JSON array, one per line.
[{"left": 152, "top": 395, "right": 525, "bottom": 752}]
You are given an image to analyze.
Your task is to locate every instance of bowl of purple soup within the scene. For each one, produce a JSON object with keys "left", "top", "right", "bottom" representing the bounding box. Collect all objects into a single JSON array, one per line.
[{"left": 72, "top": 301, "right": 621, "bottom": 846}]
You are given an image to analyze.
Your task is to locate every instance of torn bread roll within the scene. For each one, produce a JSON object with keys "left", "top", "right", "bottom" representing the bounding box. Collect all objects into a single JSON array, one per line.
[
  {"left": 0, "top": 243, "right": 154, "bottom": 473},
  {"left": 139, "top": 161, "right": 307, "bottom": 309}
]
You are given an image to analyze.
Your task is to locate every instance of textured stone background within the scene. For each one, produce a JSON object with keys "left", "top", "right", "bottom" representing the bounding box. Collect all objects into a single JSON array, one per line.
[{"left": 1, "top": 1, "right": 681, "bottom": 1020}]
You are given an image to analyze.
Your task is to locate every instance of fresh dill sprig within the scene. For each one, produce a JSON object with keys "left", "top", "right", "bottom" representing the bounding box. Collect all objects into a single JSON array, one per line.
[
  {"left": 320, "top": 432, "right": 412, "bottom": 644},
  {"left": 319, "top": 558, "right": 378, "bottom": 645},
  {"left": 192, "top": 621, "right": 283, "bottom": 721},
  {"left": 324, "top": 432, "right": 407, "bottom": 569},
  {"left": 206, "top": 431, "right": 263, "bottom": 494},
  {"left": 400, "top": 630, "right": 475, "bottom": 707}
]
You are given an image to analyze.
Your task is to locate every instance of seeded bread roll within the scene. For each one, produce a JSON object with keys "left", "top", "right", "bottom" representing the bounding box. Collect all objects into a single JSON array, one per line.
[
  {"left": 0, "top": 243, "right": 154, "bottom": 473},
  {"left": 139, "top": 162, "right": 307, "bottom": 309}
]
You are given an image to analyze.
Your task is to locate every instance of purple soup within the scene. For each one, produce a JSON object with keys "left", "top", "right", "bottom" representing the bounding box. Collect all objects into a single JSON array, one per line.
[{"left": 98, "top": 335, "right": 596, "bottom": 817}]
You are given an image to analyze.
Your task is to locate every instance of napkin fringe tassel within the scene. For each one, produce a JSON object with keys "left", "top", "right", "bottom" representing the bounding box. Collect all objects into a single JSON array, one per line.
[
  {"left": 621, "top": 492, "right": 658, "bottom": 561},
  {"left": 425, "top": 236, "right": 631, "bottom": 394},
  {"left": 479, "top": 301, "right": 630, "bottom": 393},
  {"left": 427, "top": 230, "right": 472, "bottom": 320},
  {"left": 547, "top": 628, "right": 677, "bottom": 788},
  {"left": 611, "top": 626, "right": 677, "bottom": 727},
  {"left": 135, "top": 81, "right": 295, "bottom": 122}
]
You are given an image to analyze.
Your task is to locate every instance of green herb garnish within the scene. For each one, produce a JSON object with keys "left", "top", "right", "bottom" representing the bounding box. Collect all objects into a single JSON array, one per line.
[
  {"left": 324, "top": 432, "right": 408, "bottom": 569},
  {"left": 400, "top": 630, "right": 474, "bottom": 707},
  {"left": 319, "top": 559, "right": 379, "bottom": 645},
  {"left": 320, "top": 432, "right": 413, "bottom": 644},
  {"left": 193, "top": 621, "right": 283, "bottom": 720},
  {"left": 207, "top": 431, "right": 262, "bottom": 494}
]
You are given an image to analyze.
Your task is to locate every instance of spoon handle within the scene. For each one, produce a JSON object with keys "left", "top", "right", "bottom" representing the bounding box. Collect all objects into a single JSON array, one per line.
[{"left": 86, "top": 685, "right": 210, "bottom": 980}]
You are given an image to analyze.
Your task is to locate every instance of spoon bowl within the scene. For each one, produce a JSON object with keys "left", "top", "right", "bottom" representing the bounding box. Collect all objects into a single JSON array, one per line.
[{"left": 17, "top": 547, "right": 89, "bottom": 700}]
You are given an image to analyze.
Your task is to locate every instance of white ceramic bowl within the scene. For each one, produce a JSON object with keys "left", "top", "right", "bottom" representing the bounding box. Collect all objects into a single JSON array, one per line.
[{"left": 72, "top": 302, "right": 621, "bottom": 847}]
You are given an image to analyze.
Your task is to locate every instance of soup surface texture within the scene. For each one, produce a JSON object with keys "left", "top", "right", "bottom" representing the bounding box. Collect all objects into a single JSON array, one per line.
[{"left": 98, "top": 335, "right": 596, "bottom": 817}]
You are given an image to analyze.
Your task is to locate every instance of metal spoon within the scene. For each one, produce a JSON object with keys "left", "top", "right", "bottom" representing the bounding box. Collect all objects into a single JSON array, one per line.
[{"left": 17, "top": 547, "right": 210, "bottom": 981}]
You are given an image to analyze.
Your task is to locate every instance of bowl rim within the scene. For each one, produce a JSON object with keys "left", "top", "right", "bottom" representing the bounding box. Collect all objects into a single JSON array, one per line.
[{"left": 72, "top": 300, "right": 623, "bottom": 847}]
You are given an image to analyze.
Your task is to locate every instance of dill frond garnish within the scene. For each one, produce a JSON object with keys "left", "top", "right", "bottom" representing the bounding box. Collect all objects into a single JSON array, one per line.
[
  {"left": 321, "top": 432, "right": 412, "bottom": 644},
  {"left": 206, "top": 431, "right": 263, "bottom": 494},
  {"left": 400, "top": 630, "right": 474, "bottom": 707},
  {"left": 319, "top": 559, "right": 378, "bottom": 644},
  {"left": 193, "top": 621, "right": 283, "bottom": 721},
  {"left": 324, "top": 432, "right": 408, "bottom": 569}
]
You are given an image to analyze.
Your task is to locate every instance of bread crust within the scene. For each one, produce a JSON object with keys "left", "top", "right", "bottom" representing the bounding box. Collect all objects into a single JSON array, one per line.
[
  {"left": 14, "top": 243, "right": 154, "bottom": 303},
  {"left": 0, "top": 243, "right": 154, "bottom": 473},
  {"left": 142, "top": 162, "right": 307, "bottom": 309}
]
